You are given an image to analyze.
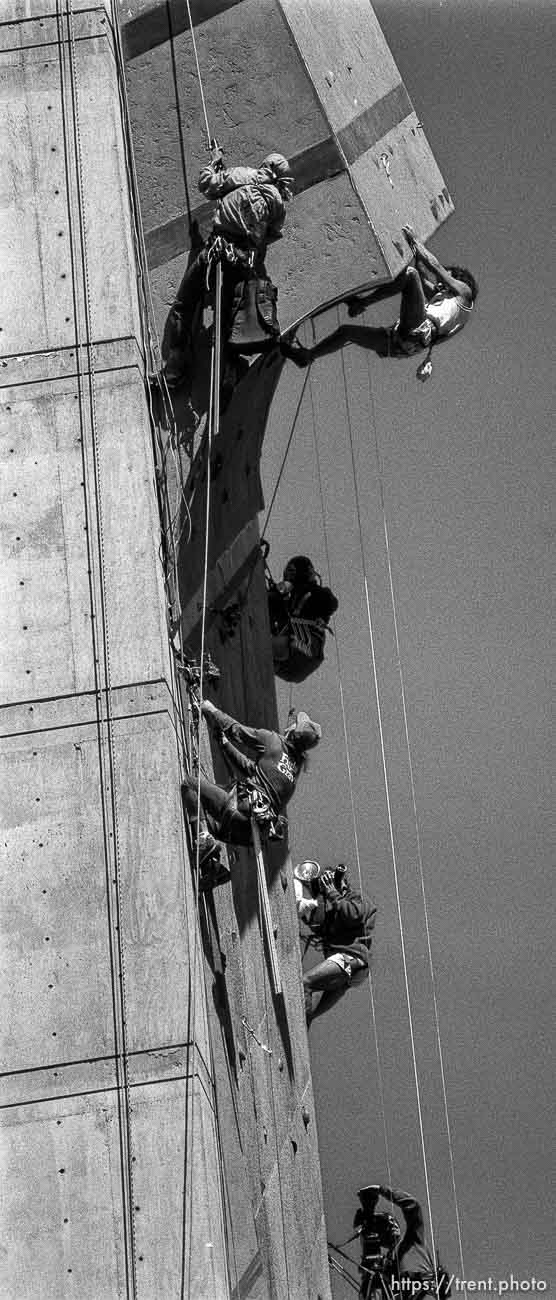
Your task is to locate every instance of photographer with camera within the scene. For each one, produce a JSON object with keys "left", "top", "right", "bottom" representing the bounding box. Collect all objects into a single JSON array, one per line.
[
  {"left": 354, "top": 1184, "right": 451, "bottom": 1300},
  {"left": 297, "top": 863, "right": 377, "bottom": 1025}
]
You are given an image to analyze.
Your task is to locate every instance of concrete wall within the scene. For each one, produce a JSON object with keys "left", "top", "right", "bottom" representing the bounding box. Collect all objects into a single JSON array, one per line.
[
  {"left": 120, "top": 0, "right": 453, "bottom": 337},
  {"left": 1, "top": 5, "right": 228, "bottom": 1297}
]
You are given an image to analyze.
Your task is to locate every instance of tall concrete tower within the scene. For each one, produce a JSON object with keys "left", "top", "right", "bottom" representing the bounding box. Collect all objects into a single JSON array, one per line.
[{"left": 1, "top": 1, "right": 453, "bottom": 1297}]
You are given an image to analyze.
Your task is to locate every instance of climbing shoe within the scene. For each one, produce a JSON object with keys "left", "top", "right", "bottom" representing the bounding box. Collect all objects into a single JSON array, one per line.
[
  {"left": 199, "top": 854, "right": 232, "bottom": 893},
  {"left": 195, "top": 831, "right": 220, "bottom": 866}
]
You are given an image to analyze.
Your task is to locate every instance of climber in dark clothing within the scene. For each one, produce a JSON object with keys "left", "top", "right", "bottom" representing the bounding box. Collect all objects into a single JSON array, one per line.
[
  {"left": 354, "top": 1184, "right": 451, "bottom": 1300},
  {"left": 182, "top": 701, "right": 321, "bottom": 889},
  {"left": 269, "top": 556, "right": 338, "bottom": 630},
  {"left": 268, "top": 556, "right": 338, "bottom": 682},
  {"left": 163, "top": 148, "right": 296, "bottom": 388},
  {"left": 352, "top": 1185, "right": 401, "bottom": 1298},
  {"left": 298, "top": 865, "right": 376, "bottom": 1024}
]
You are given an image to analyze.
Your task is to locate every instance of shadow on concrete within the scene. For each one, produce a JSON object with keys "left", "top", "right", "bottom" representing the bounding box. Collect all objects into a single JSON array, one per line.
[{"left": 199, "top": 891, "right": 239, "bottom": 1085}]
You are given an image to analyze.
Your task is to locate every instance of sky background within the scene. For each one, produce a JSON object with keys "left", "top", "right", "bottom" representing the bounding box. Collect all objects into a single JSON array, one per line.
[{"left": 261, "top": 0, "right": 554, "bottom": 1293}]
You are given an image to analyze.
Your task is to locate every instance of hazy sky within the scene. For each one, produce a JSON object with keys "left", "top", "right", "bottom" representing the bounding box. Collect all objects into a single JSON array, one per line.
[{"left": 262, "top": 1, "right": 554, "bottom": 1293}]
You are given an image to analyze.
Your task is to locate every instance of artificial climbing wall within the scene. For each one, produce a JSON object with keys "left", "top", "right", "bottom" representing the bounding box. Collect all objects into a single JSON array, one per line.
[
  {"left": 0, "top": 4, "right": 229, "bottom": 1297},
  {"left": 120, "top": 0, "right": 453, "bottom": 337},
  {"left": 178, "top": 353, "right": 332, "bottom": 1298}
]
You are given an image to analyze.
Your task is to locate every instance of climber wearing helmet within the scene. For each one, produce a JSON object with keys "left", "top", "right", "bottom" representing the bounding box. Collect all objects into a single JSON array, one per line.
[
  {"left": 201, "top": 150, "right": 295, "bottom": 249},
  {"left": 182, "top": 700, "right": 321, "bottom": 891},
  {"left": 163, "top": 147, "right": 296, "bottom": 388}
]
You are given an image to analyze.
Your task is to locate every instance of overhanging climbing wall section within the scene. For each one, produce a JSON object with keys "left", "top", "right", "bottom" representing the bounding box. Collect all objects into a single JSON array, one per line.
[
  {"left": 0, "top": 5, "right": 228, "bottom": 1297},
  {"left": 120, "top": 0, "right": 453, "bottom": 333}
]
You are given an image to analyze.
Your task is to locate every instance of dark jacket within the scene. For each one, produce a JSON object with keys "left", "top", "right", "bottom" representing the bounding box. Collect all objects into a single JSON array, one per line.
[
  {"left": 271, "top": 580, "right": 338, "bottom": 630},
  {"left": 198, "top": 163, "right": 286, "bottom": 251},
  {"left": 311, "top": 883, "right": 376, "bottom": 964},
  {"left": 288, "top": 583, "right": 338, "bottom": 625},
  {"left": 381, "top": 1186, "right": 438, "bottom": 1281},
  {"left": 208, "top": 706, "right": 301, "bottom": 813}
]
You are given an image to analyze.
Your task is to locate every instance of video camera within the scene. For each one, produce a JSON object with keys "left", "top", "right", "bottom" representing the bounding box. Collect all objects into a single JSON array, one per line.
[{"left": 357, "top": 1186, "right": 400, "bottom": 1256}]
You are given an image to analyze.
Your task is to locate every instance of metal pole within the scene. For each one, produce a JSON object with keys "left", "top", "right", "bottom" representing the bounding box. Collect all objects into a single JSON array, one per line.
[{"left": 251, "top": 818, "right": 282, "bottom": 996}]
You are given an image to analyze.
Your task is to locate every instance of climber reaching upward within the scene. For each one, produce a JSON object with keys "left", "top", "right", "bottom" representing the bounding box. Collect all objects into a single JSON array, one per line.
[
  {"left": 299, "top": 227, "right": 477, "bottom": 382},
  {"left": 182, "top": 701, "right": 321, "bottom": 890},
  {"left": 163, "top": 147, "right": 296, "bottom": 388}
]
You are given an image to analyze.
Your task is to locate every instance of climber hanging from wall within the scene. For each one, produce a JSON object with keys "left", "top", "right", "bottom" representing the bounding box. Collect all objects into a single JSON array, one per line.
[
  {"left": 266, "top": 554, "right": 339, "bottom": 683},
  {"left": 163, "top": 143, "right": 304, "bottom": 397},
  {"left": 295, "top": 861, "right": 376, "bottom": 1025},
  {"left": 293, "top": 226, "right": 478, "bottom": 383},
  {"left": 182, "top": 701, "right": 321, "bottom": 890},
  {"left": 353, "top": 1184, "right": 452, "bottom": 1300}
]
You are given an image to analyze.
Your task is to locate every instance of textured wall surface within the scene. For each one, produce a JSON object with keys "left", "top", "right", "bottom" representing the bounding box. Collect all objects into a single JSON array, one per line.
[
  {"left": 120, "top": 0, "right": 453, "bottom": 337},
  {"left": 1, "top": 6, "right": 228, "bottom": 1297},
  {"left": 169, "top": 341, "right": 334, "bottom": 1297}
]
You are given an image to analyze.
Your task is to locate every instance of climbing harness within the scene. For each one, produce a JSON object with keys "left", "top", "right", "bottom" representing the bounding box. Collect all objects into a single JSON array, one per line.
[
  {"left": 245, "top": 783, "right": 287, "bottom": 841},
  {"left": 264, "top": 552, "right": 330, "bottom": 682}
]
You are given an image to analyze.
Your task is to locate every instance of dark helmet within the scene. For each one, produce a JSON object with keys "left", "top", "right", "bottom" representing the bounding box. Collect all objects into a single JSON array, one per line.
[{"left": 283, "top": 555, "right": 317, "bottom": 587}]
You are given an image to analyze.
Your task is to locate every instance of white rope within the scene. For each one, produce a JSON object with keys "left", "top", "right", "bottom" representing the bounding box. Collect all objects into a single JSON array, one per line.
[
  {"left": 364, "top": 358, "right": 468, "bottom": 1295},
  {"left": 184, "top": 0, "right": 212, "bottom": 147},
  {"left": 334, "top": 339, "right": 439, "bottom": 1275},
  {"left": 307, "top": 359, "right": 394, "bottom": 1191},
  {"left": 184, "top": 263, "right": 223, "bottom": 1300}
]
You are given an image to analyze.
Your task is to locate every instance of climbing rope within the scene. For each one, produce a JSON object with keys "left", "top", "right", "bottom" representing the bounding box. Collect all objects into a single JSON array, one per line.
[
  {"left": 100, "top": 11, "right": 236, "bottom": 1295},
  {"left": 363, "top": 351, "right": 468, "bottom": 1295},
  {"left": 182, "top": 259, "right": 229, "bottom": 1300},
  {"left": 261, "top": 366, "right": 311, "bottom": 539},
  {"left": 59, "top": 3, "right": 138, "bottom": 1295},
  {"left": 184, "top": 0, "right": 213, "bottom": 148},
  {"left": 333, "top": 337, "right": 440, "bottom": 1280},
  {"left": 307, "top": 333, "right": 395, "bottom": 1199}
]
